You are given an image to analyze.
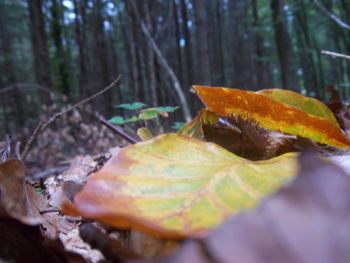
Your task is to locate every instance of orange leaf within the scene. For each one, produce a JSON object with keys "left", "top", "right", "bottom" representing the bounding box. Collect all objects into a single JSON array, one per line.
[{"left": 193, "top": 86, "right": 350, "bottom": 149}]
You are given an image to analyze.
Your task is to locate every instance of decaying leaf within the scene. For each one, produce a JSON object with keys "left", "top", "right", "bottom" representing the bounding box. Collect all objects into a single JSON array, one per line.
[
  {"left": 157, "top": 153, "right": 350, "bottom": 263},
  {"left": 65, "top": 134, "right": 298, "bottom": 238},
  {"left": 193, "top": 86, "right": 350, "bottom": 149},
  {"left": 180, "top": 109, "right": 296, "bottom": 160}
]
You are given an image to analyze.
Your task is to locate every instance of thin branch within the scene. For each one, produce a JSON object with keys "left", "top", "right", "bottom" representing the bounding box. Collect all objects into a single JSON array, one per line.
[
  {"left": 31, "top": 165, "right": 69, "bottom": 180},
  {"left": 321, "top": 50, "right": 350, "bottom": 61},
  {"left": 21, "top": 75, "right": 122, "bottom": 160},
  {"left": 99, "top": 116, "right": 138, "bottom": 144},
  {"left": 314, "top": 0, "right": 350, "bottom": 30}
]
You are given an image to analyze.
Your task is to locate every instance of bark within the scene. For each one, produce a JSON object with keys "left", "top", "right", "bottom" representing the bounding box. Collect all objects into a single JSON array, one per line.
[
  {"left": 27, "top": 0, "right": 52, "bottom": 103},
  {"left": 270, "top": 0, "right": 300, "bottom": 91},
  {"left": 193, "top": 0, "right": 211, "bottom": 85}
]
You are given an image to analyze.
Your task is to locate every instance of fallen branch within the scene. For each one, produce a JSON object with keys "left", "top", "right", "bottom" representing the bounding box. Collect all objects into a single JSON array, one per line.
[
  {"left": 98, "top": 116, "right": 138, "bottom": 144},
  {"left": 314, "top": 0, "right": 350, "bottom": 30},
  {"left": 21, "top": 75, "right": 122, "bottom": 160},
  {"left": 321, "top": 50, "right": 350, "bottom": 61}
]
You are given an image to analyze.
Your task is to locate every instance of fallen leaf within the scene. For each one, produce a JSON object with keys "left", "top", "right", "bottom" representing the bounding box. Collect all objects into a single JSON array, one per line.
[
  {"left": 181, "top": 110, "right": 296, "bottom": 160},
  {"left": 259, "top": 88, "right": 340, "bottom": 127},
  {"left": 159, "top": 152, "right": 350, "bottom": 263},
  {"left": 179, "top": 109, "right": 219, "bottom": 140},
  {"left": 193, "top": 86, "right": 350, "bottom": 149},
  {"left": 0, "top": 217, "right": 86, "bottom": 263},
  {"left": 65, "top": 134, "right": 298, "bottom": 238},
  {"left": 137, "top": 127, "right": 153, "bottom": 141}
]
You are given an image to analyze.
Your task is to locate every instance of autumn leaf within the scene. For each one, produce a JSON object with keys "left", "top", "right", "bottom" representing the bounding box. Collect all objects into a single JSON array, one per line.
[
  {"left": 193, "top": 86, "right": 350, "bottom": 149},
  {"left": 66, "top": 134, "right": 298, "bottom": 238},
  {"left": 258, "top": 88, "right": 340, "bottom": 127},
  {"left": 161, "top": 153, "right": 350, "bottom": 263},
  {"left": 179, "top": 109, "right": 219, "bottom": 139},
  {"left": 180, "top": 109, "right": 296, "bottom": 160}
]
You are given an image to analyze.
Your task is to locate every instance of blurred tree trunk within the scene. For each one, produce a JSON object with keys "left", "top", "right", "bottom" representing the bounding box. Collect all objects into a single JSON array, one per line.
[
  {"left": 129, "top": 0, "right": 191, "bottom": 121},
  {"left": 193, "top": 0, "right": 211, "bottom": 85},
  {"left": 51, "top": 0, "right": 71, "bottom": 97},
  {"left": 251, "top": 0, "right": 273, "bottom": 89},
  {"left": 215, "top": 0, "right": 225, "bottom": 84},
  {"left": 173, "top": 0, "right": 184, "bottom": 86},
  {"left": 27, "top": 0, "right": 52, "bottom": 104},
  {"left": 180, "top": 0, "right": 193, "bottom": 87},
  {"left": 294, "top": 1, "right": 320, "bottom": 96},
  {"left": 270, "top": 0, "right": 300, "bottom": 91},
  {"left": 125, "top": 1, "right": 141, "bottom": 102},
  {"left": 0, "top": 3, "right": 24, "bottom": 128},
  {"left": 144, "top": 0, "right": 157, "bottom": 106},
  {"left": 229, "top": 0, "right": 255, "bottom": 89},
  {"left": 207, "top": 0, "right": 225, "bottom": 85},
  {"left": 93, "top": 0, "right": 112, "bottom": 114},
  {"left": 73, "top": 0, "right": 88, "bottom": 97}
]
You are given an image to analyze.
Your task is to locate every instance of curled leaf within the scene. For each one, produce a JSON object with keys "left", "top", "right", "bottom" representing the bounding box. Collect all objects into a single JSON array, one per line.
[{"left": 193, "top": 86, "right": 350, "bottom": 149}]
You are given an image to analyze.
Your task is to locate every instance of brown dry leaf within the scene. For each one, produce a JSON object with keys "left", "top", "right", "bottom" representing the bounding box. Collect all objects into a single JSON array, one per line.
[
  {"left": 181, "top": 109, "right": 296, "bottom": 160},
  {"left": 157, "top": 153, "right": 350, "bottom": 263}
]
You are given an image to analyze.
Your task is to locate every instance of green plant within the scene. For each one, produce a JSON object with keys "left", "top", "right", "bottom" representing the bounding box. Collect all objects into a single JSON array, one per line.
[{"left": 109, "top": 102, "right": 179, "bottom": 136}]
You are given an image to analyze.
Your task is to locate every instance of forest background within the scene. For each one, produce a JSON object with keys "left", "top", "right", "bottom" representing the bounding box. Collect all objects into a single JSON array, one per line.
[{"left": 1, "top": 0, "right": 350, "bottom": 136}]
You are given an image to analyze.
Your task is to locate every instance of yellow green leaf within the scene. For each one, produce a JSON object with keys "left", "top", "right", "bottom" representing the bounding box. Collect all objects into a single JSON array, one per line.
[
  {"left": 67, "top": 134, "right": 298, "bottom": 238},
  {"left": 193, "top": 85, "right": 350, "bottom": 149},
  {"left": 259, "top": 89, "right": 339, "bottom": 127},
  {"left": 179, "top": 109, "right": 219, "bottom": 139},
  {"left": 137, "top": 127, "right": 153, "bottom": 141}
]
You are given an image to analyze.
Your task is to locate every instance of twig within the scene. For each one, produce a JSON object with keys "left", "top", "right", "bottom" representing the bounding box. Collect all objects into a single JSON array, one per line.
[
  {"left": 31, "top": 165, "right": 70, "bottom": 180},
  {"left": 321, "top": 50, "right": 350, "bottom": 61},
  {"left": 99, "top": 116, "right": 138, "bottom": 144},
  {"left": 21, "top": 75, "right": 122, "bottom": 160},
  {"left": 0, "top": 135, "right": 11, "bottom": 162},
  {"left": 314, "top": 0, "right": 350, "bottom": 30},
  {"left": 39, "top": 209, "right": 61, "bottom": 215}
]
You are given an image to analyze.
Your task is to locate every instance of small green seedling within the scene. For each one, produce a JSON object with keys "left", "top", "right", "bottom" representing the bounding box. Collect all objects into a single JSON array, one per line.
[{"left": 110, "top": 102, "right": 180, "bottom": 137}]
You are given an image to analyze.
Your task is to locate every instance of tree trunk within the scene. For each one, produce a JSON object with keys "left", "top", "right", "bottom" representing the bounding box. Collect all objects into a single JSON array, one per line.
[
  {"left": 180, "top": 0, "right": 193, "bottom": 87},
  {"left": 193, "top": 0, "right": 211, "bottom": 85},
  {"left": 251, "top": 0, "right": 273, "bottom": 89},
  {"left": 229, "top": 0, "right": 255, "bottom": 89},
  {"left": 125, "top": 1, "right": 141, "bottom": 102},
  {"left": 50, "top": 0, "right": 71, "bottom": 97},
  {"left": 73, "top": 0, "right": 88, "bottom": 97},
  {"left": 27, "top": 0, "right": 52, "bottom": 104},
  {"left": 93, "top": 0, "right": 112, "bottom": 114},
  {"left": 173, "top": 0, "right": 184, "bottom": 86},
  {"left": 144, "top": 0, "right": 157, "bottom": 106},
  {"left": 270, "top": 0, "right": 300, "bottom": 91}
]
